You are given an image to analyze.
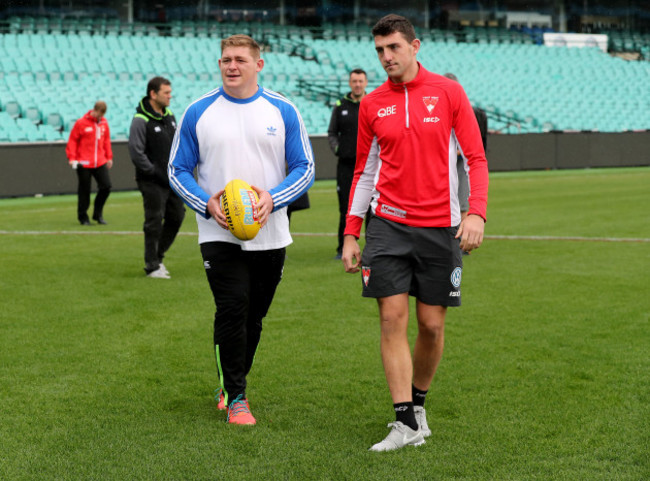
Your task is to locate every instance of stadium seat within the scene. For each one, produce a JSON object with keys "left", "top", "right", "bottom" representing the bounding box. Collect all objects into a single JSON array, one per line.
[
  {"left": 5, "top": 101, "right": 22, "bottom": 119},
  {"left": 46, "top": 113, "right": 63, "bottom": 131},
  {"left": 38, "top": 124, "right": 61, "bottom": 141},
  {"left": 0, "top": 111, "right": 14, "bottom": 125},
  {"left": 25, "top": 106, "right": 42, "bottom": 124},
  {"left": 7, "top": 129, "right": 28, "bottom": 142}
]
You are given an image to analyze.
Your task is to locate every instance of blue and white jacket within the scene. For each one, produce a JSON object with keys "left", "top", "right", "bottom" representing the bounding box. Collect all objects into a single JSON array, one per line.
[{"left": 169, "top": 86, "right": 315, "bottom": 250}]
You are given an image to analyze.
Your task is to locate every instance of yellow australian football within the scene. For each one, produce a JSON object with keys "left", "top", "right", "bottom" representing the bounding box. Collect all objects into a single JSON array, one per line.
[{"left": 220, "top": 179, "right": 261, "bottom": 241}]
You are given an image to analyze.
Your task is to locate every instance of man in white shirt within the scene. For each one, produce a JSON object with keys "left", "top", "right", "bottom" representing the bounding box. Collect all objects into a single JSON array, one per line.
[{"left": 169, "top": 35, "right": 314, "bottom": 425}]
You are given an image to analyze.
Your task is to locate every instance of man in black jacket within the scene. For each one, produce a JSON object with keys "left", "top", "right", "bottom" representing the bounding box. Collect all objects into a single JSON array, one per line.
[
  {"left": 129, "top": 77, "right": 185, "bottom": 279},
  {"left": 327, "top": 68, "right": 368, "bottom": 259},
  {"left": 443, "top": 72, "right": 488, "bottom": 226}
]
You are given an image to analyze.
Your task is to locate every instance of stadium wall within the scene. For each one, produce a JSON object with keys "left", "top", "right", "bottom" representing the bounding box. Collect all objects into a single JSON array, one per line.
[{"left": 0, "top": 132, "right": 648, "bottom": 198}]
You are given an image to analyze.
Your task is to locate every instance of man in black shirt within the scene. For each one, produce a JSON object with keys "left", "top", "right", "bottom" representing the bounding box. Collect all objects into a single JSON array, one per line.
[{"left": 327, "top": 68, "right": 368, "bottom": 259}]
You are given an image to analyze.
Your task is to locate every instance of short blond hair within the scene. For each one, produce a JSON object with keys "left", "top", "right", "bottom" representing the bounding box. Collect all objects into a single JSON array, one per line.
[{"left": 220, "top": 34, "right": 261, "bottom": 59}]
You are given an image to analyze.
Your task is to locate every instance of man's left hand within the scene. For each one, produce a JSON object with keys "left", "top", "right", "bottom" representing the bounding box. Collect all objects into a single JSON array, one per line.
[
  {"left": 251, "top": 186, "right": 273, "bottom": 228},
  {"left": 456, "top": 214, "right": 485, "bottom": 253}
]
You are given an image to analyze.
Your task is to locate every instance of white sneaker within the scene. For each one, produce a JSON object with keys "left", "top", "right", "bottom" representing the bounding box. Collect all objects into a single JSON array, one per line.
[
  {"left": 414, "top": 406, "right": 431, "bottom": 437},
  {"left": 159, "top": 263, "right": 170, "bottom": 276},
  {"left": 147, "top": 267, "right": 170, "bottom": 279},
  {"left": 369, "top": 421, "right": 425, "bottom": 452}
]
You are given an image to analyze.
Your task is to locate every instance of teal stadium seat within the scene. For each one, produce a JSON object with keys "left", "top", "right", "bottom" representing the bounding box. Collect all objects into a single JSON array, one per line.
[
  {"left": 24, "top": 106, "right": 41, "bottom": 124},
  {"left": 46, "top": 113, "right": 63, "bottom": 131},
  {"left": 5, "top": 101, "right": 22, "bottom": 119},
  {"left": 5, "top": 129, "right": 28, "bottom": 142},
  {"left": 39, "top": 124, "right": 62, "bottom": 141}
]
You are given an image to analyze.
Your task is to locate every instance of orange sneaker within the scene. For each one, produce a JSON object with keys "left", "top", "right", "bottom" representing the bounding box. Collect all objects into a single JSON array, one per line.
[
  {"left": 214, "top": 388, "right": 226, "bottom": 411},
  {"left": 227, "top": 395, "right": 256, "bottom": 425}
]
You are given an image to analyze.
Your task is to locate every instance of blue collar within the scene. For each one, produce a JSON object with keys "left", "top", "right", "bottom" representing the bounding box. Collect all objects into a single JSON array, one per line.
[{"left": 220, "top": 85, "right": 263, "bottom": 104}]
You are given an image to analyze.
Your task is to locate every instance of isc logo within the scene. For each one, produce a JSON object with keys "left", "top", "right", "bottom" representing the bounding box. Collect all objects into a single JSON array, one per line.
[{"left": 378, "top": 105, "right": 397, "bottom": 117}]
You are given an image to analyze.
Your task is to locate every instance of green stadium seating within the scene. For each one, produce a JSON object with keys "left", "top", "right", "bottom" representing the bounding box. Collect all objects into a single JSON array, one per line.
[{"left": 0, "top": 23, "right": 648, "bottom": 141}]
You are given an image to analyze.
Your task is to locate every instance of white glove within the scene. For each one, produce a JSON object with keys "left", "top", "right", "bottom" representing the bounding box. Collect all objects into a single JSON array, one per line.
[{"left": 70, "top": 161, "right": 79, "bottom": 170}]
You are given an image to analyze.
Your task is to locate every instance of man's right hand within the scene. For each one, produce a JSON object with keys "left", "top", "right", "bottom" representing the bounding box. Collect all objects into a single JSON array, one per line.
[
  {"left": 342, "top": 235, "right": 361, "bottom": 273},
  {"left": 70, "top": 161, "right": 79, "bottom": 170},
  {"left": 207, "top": 190, "right": 229, "bottom": 230}
]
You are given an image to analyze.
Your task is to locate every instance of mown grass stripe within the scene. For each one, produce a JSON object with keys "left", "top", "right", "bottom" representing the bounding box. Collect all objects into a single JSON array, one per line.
[{"left": 1, "top": 229, "right": 648, "bottom": 243}]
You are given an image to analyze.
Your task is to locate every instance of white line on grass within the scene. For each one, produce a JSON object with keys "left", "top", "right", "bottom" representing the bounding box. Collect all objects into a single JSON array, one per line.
[
  {"left": 0, "top": 230, "right": 149, "bottom": 236},
  {"left": 0, "top": 230, "right": 648, "bottom": 243},
  {"left": 485, "top": 234, "right": 650, "bottom": 243}
]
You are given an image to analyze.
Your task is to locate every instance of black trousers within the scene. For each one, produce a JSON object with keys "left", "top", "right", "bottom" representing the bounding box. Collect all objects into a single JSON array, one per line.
[
  {"left": 137, "top": 180, "right": 186, "bottom": 273},
  {"left": 200, "top": 242, "right": 285, "bottom": 405},
  {"left": 76, "top": 164, "right": 111, "bottom": 222},
  {"left": 336, "top": 160, "right": 355, "bottom": 254}
]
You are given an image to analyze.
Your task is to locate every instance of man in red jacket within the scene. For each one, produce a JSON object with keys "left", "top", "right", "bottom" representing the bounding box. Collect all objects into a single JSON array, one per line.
[
  {"left": 342, "top": 14, "right": 489, "bottom": 452},
  {"left": 65, "top": 101, "right": 113, "bottom": 225}
]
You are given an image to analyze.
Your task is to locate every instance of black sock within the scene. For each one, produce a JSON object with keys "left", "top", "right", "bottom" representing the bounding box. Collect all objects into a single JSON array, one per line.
[
  {"left": 393, "top": 402, "right": 418, "bottom": 431},
  {"left": 412, "top": 385, "right": 428, "bottom": 407}
]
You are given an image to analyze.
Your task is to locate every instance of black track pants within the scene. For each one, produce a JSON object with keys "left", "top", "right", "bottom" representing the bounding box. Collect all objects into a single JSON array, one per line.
[
  {"left": 137, "top": 180, "right": 186, "bottom": 273},
  {"left": 336, "top": 160, "right": 354, "bottom": 254},
  {"left": 200, "top": 242, "right": 285, "bottom": 404},
  {"left": 76, "top": 164, "right": 111, "bottom": 222}
]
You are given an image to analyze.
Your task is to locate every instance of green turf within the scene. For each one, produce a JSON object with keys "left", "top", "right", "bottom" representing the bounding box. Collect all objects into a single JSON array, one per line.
[{"left": 1, "top": 167, "right": 648, "bottom": 480}]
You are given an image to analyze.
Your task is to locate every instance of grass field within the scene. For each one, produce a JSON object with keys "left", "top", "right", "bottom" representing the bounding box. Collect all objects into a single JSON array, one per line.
[{"left": 1, "top": 167, "right": 648, "bottom": 480}]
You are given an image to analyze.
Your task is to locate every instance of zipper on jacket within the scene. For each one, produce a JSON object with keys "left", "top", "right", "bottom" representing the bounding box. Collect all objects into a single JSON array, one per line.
[
  {"left": 404, "top": 85, "right": 410, "bottom": 128},
  {"left": 94, "top": 124, "right": 99, "bottom": 168}
]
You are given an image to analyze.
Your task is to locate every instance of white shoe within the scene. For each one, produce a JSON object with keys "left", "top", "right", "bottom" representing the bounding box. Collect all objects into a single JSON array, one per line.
[
  {"left": 414, "top": 406, "right": 431, "bottom": 437},
  {"left": 369, "top": 421, "right": 425, "bottom": 452},
  {"left": 147, "top": 267, "right": 170, "bottom": 279},
  {"left": 159, "top": 263, "right": 170, "bottom": 276}
]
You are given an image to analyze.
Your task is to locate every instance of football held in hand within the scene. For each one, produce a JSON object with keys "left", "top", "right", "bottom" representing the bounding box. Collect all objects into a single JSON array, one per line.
[{"left": 221, "top": 179, "right": 261, "bottom": 240}]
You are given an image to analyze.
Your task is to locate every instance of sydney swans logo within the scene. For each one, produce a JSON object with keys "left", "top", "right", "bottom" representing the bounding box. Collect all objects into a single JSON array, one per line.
[
  {"left": 422, "top": 96, "right": 439, "bottom": 114},
  {"left": 422, "top": 97, "right": 440, "bottom": 123}
]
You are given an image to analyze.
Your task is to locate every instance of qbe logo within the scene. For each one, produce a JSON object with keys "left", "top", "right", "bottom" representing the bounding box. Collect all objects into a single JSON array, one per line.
[
  {"left": 378, "top": 105, "right": 397, "bottom": 117},
  {"left": 450, "top": 267, "right": 462, "bottom": 288}
]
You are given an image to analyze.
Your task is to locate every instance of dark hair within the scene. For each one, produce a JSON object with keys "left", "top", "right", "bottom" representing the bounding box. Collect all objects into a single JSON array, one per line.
[
  {"left": 147, "top": 76, "right": 171, "bottom": 98},
  {"left": 372, "top": 14, "right": 416, "bottom": 43},
  {"left": 443, "top": 72, "right": 459, "bottom": 82},
  {"left": 350, "top": 68, "right": 367, "bottom": 78}
]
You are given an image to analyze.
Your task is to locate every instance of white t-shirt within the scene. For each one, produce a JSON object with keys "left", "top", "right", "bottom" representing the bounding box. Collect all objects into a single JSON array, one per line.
[{"left": 169, "top": 86, "right": 315, "bottom": 250}]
